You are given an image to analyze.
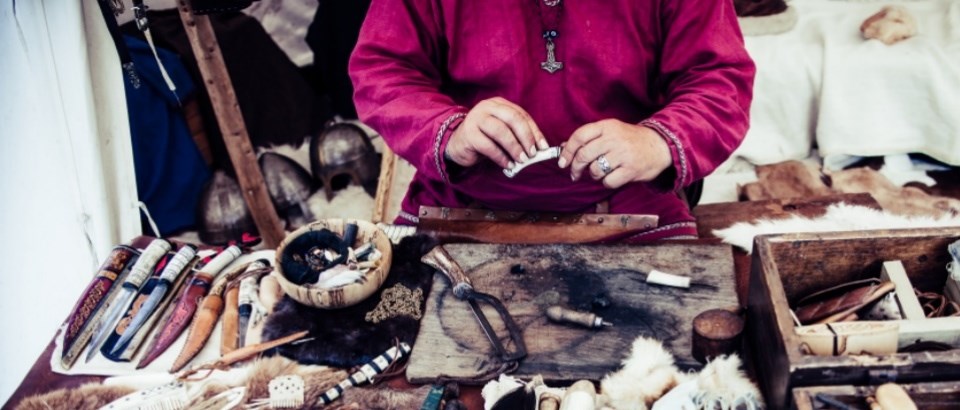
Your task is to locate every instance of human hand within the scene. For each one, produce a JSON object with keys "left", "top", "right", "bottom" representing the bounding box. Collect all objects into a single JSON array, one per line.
[
  {"left": 445, "top": 97, "right": 549, "bottom": 168},
  {"left": 558, "top": 119, "right": 673, "bottom": 189}
]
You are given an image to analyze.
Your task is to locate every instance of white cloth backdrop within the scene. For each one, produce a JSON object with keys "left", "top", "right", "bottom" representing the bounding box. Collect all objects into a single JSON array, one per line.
[
  {"left": 0, "top": 0, "right": 140, "bottom": 403},
  {"left": 731, "top": 0, "right": 960, "bottom": 168}
]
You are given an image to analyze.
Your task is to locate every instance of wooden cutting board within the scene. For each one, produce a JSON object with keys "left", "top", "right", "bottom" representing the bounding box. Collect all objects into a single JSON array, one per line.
[{"left": 406, "top": 242, "right": 738, "bottom": 384}]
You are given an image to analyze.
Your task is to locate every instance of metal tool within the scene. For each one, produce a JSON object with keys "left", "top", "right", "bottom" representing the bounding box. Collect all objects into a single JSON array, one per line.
[
  {"left": 85, "top": 238, "right": 172, "bottom": 362},
  {"left": 545, "top": 305, "right": 612, "bottom": 329},
  {"left": 421, "top": 246, "right": 527, "bottom": 363},
  {"left": 110, "top": 244, "right": 198, "bottom": 356}
]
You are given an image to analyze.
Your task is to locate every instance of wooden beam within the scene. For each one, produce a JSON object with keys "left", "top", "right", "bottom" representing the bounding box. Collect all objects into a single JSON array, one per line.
[
  {"left": 372, "top": 148, "right": 397, "bottom": 223},
  {"left": 177, "top": 1, "right": 284, "bottom": 248}
]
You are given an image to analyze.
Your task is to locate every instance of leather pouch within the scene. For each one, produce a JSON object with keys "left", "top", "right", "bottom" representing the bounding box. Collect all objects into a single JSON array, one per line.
[{"left": 795, "top": 278, "right": 896, "bottom": 325}]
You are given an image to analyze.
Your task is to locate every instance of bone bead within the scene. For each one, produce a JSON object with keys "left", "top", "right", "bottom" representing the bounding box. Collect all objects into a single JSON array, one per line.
[{"left": 860, "top": 6, "right": 917, "bottom": 45}]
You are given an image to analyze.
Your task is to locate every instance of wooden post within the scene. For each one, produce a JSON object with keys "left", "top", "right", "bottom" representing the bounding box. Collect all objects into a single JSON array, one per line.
[
  {"left": 177, "top": 0, "right": 284, "bottom": 248},
  {"left": 372, "top": 148, "right": 397, "bottom": 223}
]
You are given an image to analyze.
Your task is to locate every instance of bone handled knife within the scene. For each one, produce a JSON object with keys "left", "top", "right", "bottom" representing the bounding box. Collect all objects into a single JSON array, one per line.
[
  {"left": 85, "top": 238, "right": 172, "bottom": 362},
  {"left": 109, "top": 244, "right": 198, "bottom": 355}
]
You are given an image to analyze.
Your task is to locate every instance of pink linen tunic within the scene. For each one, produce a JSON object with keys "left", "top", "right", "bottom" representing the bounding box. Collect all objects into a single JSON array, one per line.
[{"left": 349, "top": 0, "right": 755, "bottom": 241}]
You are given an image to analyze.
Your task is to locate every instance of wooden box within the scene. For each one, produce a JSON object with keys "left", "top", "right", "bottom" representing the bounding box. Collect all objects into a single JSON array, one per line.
[
  {"left": 792, "top": 381, "right": 960, "bottom": 410},
  {"left": 747, "top": 228, "right": 960, "bottom": 409}
]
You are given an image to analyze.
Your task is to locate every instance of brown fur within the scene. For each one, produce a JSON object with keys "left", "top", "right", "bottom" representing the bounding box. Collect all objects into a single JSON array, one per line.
[
  {"left": 739, "top": 160, "right": 833, "bottom": 201},
  {"left": 829, "top": 167, "right": 960, "bottom": 217},
  {"left": 15, "top": 383, "right": 135, "bottom": 410},
  {"left": 739, "top": 161, "right": 960, "bottom": 218}
]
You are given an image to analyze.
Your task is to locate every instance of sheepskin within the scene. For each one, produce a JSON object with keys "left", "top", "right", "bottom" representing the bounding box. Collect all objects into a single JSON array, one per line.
[{"left": 713, "top": 203, "right": 960, "bottom": 253}]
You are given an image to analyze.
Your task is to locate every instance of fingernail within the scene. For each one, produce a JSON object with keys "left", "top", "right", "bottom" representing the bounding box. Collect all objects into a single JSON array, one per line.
[
  {"left": 537, "top": 139, "right": 549, "bottom": 150},
  {"left": 528, "top": 146, "right": 538, "bottom": 156},
  {"left": 570, "top": 173, "right": 577, "bottom": 181},
  {"left": 558, "top": 157, "right": 567, "bottom": 168},
  {"left": 519, "top": 152, "right": 530, "bottom": 163},
  {"left": 507, "top": 161, "right": 516, "bottom": 169}
]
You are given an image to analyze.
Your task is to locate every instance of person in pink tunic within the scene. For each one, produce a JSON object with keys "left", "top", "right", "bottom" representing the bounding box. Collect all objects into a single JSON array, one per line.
[{"left": 349, "top": 0, "right": 755, "bottom": 241}]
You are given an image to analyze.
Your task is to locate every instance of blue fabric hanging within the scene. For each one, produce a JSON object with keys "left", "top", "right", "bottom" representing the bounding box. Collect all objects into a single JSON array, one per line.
[{"left": 123, "top": 35, "right": 210, "bottom": 235}]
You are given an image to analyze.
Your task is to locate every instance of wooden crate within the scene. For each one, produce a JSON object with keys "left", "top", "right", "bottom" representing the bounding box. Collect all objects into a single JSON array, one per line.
[
  {"left": 747, "top": 228, "right": 960, "bottom": 409},
  {"left": 793, "top": 381, "right": 960, "bottom": 410}
]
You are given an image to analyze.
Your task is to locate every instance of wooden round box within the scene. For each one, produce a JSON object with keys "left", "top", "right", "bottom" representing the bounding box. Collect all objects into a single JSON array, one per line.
[{"left": 273, "top": 219, "right": 392, "bottom": 309}]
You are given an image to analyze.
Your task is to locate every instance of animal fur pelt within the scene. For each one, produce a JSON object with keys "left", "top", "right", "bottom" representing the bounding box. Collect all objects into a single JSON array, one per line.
[
  {"left": 14, "top": 383, "right": 135, "bottom": 410},
  {"left": 307, "top": 184, "right": 376, "bottom": 221},
  {"left": 261, "top": 235, "right": 437, "bottom": 367},
  {"left": 714, "top": 203, "right": 960, "bottom": 253},
  {"left": 599, "top": 337, "right": 684, "bottom": 410},
  {"left": 739, "top": 160, "right": 834, "bottom": 201},
  {"left": 829, "top": 167, "right": 960, "bottom": 217},
  {"left": 692, "top": 355, "right": 764, "bottom": 410},
  {"left": 740, "top": 160, "right": 960, "bottom": 218}
]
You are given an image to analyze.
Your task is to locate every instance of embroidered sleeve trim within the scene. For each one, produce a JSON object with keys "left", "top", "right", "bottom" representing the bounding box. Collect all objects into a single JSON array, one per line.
[
  {"left": 641, "top": 119, "right": 689, "bottom": 191},
  {"left": 434, "top": 112, "right": 467, "bottom": 183}
]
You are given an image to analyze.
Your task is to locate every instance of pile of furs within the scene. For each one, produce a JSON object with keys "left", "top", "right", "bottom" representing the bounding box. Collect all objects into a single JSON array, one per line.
[
  {"left": 16, "top": 355, "right": 463, "bottom": 410},
  {"left": 483, "top": 336, "right": 764, "bottom": 410}
]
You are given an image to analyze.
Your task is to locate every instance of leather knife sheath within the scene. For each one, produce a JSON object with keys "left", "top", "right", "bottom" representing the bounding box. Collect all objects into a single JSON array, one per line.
[
  {"left": 795, "top": 278, "right": 897, "bottom": 325},
  {"left": 220, "top": 285, "right": 240, "bottom": 355},
  {"left": 416, "top": 206, "right": 659, "bottom": 244},
  {"left": 61, "top": 246, "right": 139, "bottom": 368},
  {"left": 137, "top": 273, "right": 212, "bottom": 369}
]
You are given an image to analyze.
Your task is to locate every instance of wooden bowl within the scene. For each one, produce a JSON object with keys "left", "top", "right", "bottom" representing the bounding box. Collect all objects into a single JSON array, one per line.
[{"left": 273, "top": 219, "right": 392, "bottom": 309}]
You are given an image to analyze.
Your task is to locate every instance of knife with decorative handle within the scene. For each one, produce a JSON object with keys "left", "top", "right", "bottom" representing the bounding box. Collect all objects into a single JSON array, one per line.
[
  {"left": 110, "top": 244, "right": 198, "bottom": 356},
  {"left": 136, "top": 245, "right": 242, "bottom": 369},
  {"left": 170, "top": 258, "right": 270, "bottom": 372},
  {"left": 85, "top": 238, "right": 171, "bottom": 362},
  {"left": 60, "top": 245, "right": 140, "bottom": 369}
]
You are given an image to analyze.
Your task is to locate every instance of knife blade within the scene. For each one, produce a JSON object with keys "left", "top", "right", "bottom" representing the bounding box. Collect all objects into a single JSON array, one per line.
[
  {"left": 109, "top": 244, "right": 198, "bottom": 356},
  {"left": 137, "top": 245, "right": 242, "bottom": 369},
  {"left": 84, "top": 238, "right": 172, "bottom": 362}
]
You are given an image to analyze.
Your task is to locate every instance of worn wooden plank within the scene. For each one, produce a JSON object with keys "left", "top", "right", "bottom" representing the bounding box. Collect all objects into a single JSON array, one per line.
[
  {"left": 177, "top": 1, "right": 284, "bottom": 248},
  {"left": 793, "top": 381, "right": 960, "bottom": 410},
  {"left": 406, "top": 242, "right": 738, "bottom": 384},
  {"left": 881, "top": 261, "right": 926, "bottom": 321}
]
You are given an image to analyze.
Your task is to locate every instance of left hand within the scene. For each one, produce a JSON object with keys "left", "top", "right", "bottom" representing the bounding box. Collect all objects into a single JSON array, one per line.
[{"left": 558, "top": 119, "right": 673, "bottom": 189}]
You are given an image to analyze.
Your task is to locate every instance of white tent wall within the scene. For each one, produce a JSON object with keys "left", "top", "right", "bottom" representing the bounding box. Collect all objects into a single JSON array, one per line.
[{"left": 0, "top": 0, "right": 141, "bottom": 403}]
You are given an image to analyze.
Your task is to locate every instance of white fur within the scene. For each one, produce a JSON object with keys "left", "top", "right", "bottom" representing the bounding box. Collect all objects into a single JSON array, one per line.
[
  {"left": 306, "top": 184, "right": 376, "bottom": 222},
  {"left": 713, "top": 203, "right": 960, "bottom": 253},
  {"left": 693, "top": 355, "right": 764, "bottom": 410},
  {"left": 481, "top": 374, "right": 525, "bottom": 410},
  {"left": 599, "top": 337, "right": 683, "bottom": 410}
]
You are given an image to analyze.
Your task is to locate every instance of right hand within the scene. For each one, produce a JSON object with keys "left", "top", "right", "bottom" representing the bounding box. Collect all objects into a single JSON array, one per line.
[{"left": 445, "top": 97, "right": 549, "bottom": 168}]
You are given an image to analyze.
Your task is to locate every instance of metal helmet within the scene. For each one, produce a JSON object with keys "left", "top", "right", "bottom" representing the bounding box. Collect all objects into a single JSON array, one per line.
[
  {"left": 259, "top": 152, "right": 315, "bottom": 229},
  {"left": 197, "top": 170, "right": 257, "bottom": 245},
  {"left": 309, "top": 122, "right": 381, "bottom": 201}
]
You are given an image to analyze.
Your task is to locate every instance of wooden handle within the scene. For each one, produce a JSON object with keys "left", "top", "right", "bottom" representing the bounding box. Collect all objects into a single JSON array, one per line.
[{"left": 421, "top": 246, "right": 471, "bottom": 286}]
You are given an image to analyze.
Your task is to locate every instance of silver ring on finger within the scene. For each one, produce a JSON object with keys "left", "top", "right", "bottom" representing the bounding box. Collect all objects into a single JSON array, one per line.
[{"left": 597, "top": 154, "right": 613, "bottom": 175}]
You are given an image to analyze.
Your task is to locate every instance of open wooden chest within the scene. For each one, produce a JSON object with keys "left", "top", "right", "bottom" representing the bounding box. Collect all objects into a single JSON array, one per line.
[
  {"left": 746, "top": 228, "right": 960, "bottom": 409},
  {"left": 792, "top": 381, "right": 960, "bottom": 409}
]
